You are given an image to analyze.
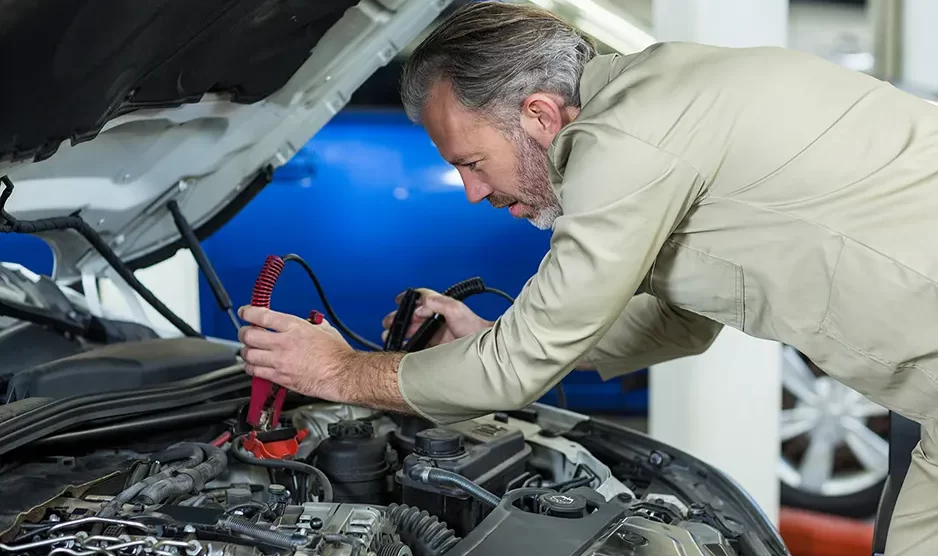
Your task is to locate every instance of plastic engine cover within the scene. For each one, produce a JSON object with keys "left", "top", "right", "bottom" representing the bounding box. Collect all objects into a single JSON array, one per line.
[
  {"left": 5, "top": 337, "right": 238, "bottom": 401},
  {"left": 446, "top": 487, "right": 740, "bottom": 556}
]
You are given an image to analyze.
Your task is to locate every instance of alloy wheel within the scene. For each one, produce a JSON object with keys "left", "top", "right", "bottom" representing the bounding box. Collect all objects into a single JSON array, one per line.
[{"left": 778, "top": 346, "right": 890, "bottom": 497}]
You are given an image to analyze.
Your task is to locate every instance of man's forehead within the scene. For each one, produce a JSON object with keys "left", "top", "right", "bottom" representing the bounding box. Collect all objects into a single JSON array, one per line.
[{"left": 423, "top": 82, "right": 485, "bottom": 164}]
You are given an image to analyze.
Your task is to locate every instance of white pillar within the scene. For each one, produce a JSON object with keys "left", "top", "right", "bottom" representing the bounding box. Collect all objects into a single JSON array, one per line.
[
  {"left": 649, "top": 0, "right": 787, "bottom": 526},
  {"left": 901, "top": 0, "right": 938, "bottom": 94},
  {"left": 649, "top": 328, "right": 783, "bottom": 524},
  {"left": 653, "top": 0, "right": 788, "bottom": 48}
]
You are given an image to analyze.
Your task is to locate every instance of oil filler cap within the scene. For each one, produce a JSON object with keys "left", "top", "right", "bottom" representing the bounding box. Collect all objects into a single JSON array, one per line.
[
  {"left": 414, "top": 428, "right": 464, "bottom": 458},
  {"left": 538, "top": 492, "right": 588, "bottom": 519},
  {"left": 328, "top": 420, "right": 374, "bottom": 439}
]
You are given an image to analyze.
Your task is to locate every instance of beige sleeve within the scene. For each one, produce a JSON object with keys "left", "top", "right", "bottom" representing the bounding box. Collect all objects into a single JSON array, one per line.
[
  {"left": 582, "top": 293, "right": 722, "bottom": 380},
  {"left": 397, "top": 122, "right": 705, "bottom": 424}
]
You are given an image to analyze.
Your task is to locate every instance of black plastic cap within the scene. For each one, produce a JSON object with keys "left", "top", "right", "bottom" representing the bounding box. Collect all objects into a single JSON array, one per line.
[
  {"left": 538, "top": 492, "right": 588, "bottom": 519},
  {"left": 328, "top": 419, "right": 374, "bottom": 439},
  {"left": 414, "top": 428, "right": 464, "bottom": 457}
]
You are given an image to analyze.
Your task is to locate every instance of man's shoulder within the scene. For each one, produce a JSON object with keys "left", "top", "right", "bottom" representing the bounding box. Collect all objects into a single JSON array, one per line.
[
  {"left": 574, "top": 43, "right": 795, "bottom": 138},
  {"left": 566, "top": 41, "right": 885, "bottom": 169}
]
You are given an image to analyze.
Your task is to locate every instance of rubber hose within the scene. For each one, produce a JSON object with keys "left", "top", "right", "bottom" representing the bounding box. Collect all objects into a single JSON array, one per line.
[
  {"left": 97, "top": 445, "right": 200, "bottom": 518},
  {"left": 217, "top": 516, "right": 302, "bottom": 549},
  {"left": 127, "top": 462, "right": 150, "bottom": 486},
  {"left": 137, "top": 443, "right": 228, "bottom": 505},
  {"left": 386, "top": 504, "right": 460, "bottom": 556},
  {"left": 97, "top": 481, "right": 151, "bottom": 518},
  {"left": 407, "top": 466, "right": 501, "bottom": 507},
  {"left": 151, "top": 443, "right": 205, "bottom": 469},
  {"left": 230, "top": 435, "right": 333, "bottom": 503}
]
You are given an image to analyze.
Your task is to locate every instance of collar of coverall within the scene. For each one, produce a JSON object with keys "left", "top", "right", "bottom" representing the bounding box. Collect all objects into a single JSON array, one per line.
[
  {"left": 543, "top": 48, "right": 653, "bottom": 202},
  {"left": 576, "top": 46, "right": 654, "bottom": 108},
  {"left": 578, "top": 52, "right": 621, "bottom": 108}
]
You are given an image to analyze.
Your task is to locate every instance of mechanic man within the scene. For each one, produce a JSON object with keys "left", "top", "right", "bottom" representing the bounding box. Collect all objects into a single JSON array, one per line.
[{"left": 238, "top": 2, "right": 938, "bottom": 552}]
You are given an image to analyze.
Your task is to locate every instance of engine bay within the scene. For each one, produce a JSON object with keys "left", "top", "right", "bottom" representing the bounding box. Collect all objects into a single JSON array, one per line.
[{"left": 0, "top": 403, "right": 782, "bottom": 556}]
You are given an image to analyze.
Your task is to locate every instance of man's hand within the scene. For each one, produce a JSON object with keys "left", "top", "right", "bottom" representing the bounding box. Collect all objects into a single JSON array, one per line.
[
  {"left": 238, "top": 305, "right": 354, "bottom": 401},
  {"left": 381, "top": 288, "right": 492, "bottom": 348},
  {"left": 237, "top": 305, "right": 412, "bottom": 413}
]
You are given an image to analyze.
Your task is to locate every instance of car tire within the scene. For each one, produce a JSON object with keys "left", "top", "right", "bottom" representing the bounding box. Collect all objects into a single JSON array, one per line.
[{"left": 778, "top": 346, "right": 890, "bottom": 519}]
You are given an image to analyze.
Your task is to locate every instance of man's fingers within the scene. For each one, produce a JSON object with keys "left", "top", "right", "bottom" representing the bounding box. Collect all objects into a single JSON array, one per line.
[
  {"left": 238, "top": 306, "right": 297, "bottom": 332},
  {"left": 405, "top": 322, "right": 424, "bottom": 338},
  {"left": 241, "top": 346, "right": 278, "bottom": 368},
  {"left": 382, "top": 311, "right": 397, "bottom": 330},
  {"left": 383, "top": 322, "right": 429, "bottom": 343},
  {"left": 238, "top": 325, "right": 280, "bottom": 349},
  {"left": 383, "top": 310, "right": 429, "bottom": 331},
  {"left": 244, "top": 364, "right": 278, "bottom": 381},
  {"left": 416, "top": 294, "right": 457, "bottom": 318},
  {"left": 396, "top": 288, "right": 440, "bottom": 305}
]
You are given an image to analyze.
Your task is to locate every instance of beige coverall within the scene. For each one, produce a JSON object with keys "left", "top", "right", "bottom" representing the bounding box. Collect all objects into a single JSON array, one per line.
[{"left": 397, "top": 42, "right": 938, "bottom": 554}]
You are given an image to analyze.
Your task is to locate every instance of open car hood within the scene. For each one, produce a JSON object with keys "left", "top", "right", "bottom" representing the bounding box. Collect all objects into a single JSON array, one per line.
[{"left": 0, "top": 0, "right": 450, "bottom": 282}]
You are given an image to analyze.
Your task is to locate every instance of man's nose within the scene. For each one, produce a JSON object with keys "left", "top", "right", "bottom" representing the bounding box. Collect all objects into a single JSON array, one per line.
[{"left": 462, "top": 175, "right": 493, "bottom": 204}]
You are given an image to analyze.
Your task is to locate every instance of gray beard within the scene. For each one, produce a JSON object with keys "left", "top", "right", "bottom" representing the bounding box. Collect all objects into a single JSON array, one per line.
[{"left": 513, "top": 130, "right": 563, "bottom": 230}]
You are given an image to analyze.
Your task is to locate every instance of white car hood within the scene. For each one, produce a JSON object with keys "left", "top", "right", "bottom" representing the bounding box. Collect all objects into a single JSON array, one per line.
[{"left": 0, "top": 0, "right": 450, "bottom": 282}]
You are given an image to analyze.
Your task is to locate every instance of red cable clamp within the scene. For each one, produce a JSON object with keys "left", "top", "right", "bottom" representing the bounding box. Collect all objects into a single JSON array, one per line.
[{"left": 242, "top": 427, "right": 310, "bottom": 459}]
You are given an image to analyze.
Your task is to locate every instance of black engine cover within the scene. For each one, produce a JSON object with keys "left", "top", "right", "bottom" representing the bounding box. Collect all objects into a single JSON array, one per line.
[
  {"left": 445, "top": 487, "right": 625, "bottom": 556},
  {"left": 5, "top": 337, "right": 237, "bottom": 401}
]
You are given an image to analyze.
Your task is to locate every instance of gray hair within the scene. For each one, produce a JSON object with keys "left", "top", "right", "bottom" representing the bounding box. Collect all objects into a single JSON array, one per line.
[{"left": 400, "top": 1, "right": 597, "bottom": 127}]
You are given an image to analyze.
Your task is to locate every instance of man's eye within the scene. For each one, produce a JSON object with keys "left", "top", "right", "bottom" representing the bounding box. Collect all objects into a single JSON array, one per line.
[{"left": 467, "top": 162, "right": 479, "bottom": 171}]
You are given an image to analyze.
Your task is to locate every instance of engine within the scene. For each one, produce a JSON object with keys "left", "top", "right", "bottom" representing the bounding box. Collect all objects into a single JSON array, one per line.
[{"left": 0, "top": 406, "right": 745, "bottom": 556}]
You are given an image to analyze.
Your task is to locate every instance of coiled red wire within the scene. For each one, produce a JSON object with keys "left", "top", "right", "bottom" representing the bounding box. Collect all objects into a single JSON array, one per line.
[
  {"left": 251, "top": 255, "right": 285, "bottom": 308},
  {"left": 246, "top": 255, "right": 286, "bottom": 430}
]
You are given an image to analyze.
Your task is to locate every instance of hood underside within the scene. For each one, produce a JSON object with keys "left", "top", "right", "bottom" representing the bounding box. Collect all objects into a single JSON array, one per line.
[{"left": 0, "top": 0, "right": 449, "bottom": 282}]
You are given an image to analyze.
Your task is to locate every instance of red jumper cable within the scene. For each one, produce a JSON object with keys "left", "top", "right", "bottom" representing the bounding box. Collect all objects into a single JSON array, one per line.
[{"left": 242, "top": 255, "right": 319, "bottom": 458}]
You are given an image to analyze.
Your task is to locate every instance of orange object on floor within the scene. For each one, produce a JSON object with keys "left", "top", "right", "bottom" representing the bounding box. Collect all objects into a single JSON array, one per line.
[{"left": 778, "top": 507, "right": 874, "bottom": 556}]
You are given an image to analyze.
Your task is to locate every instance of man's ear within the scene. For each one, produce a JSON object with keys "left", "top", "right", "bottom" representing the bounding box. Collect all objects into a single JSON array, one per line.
[{"left": 520, "top": 93, "right": 565, "bottom": 149}]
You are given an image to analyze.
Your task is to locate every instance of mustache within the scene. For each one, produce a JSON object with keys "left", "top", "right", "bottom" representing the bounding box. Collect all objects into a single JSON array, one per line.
[{"left": 488, "top": 194, "right": 516, "bottom": 209}]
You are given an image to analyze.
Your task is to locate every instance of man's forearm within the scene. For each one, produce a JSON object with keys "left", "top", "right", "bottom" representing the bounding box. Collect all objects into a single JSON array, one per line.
[{"left": 326, "top": 351, "right": 414, "bottom": 414}]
